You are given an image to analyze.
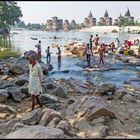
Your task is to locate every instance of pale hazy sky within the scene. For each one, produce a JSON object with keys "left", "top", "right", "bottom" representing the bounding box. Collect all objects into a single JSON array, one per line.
[{"left": 17, "top": 1, "right": 140, "bottom": 24}]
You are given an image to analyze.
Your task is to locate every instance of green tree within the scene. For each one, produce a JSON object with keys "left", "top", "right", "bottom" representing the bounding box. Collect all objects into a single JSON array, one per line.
[{"left": 0, "top": 1, "right": 23, "bottom": 30}]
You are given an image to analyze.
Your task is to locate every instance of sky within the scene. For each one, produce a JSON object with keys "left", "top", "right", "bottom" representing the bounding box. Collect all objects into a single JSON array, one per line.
[{"left": 17, "top": 1, "right": 140, "bottom": 24}]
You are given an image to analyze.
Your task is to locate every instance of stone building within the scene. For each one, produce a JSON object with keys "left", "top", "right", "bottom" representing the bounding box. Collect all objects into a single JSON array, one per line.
[
  {"left": 84, "top": 11, "right": 96, "bottom": 27},
  {"left": 98, "top": 10, "right": 112, "bottom": 26},
  {"left": 46, "top": 17, "right": 63, "bottom": 31},
  {"left": 63, "top": 20, "right": 70, "bottom": 31},
  {"left": 113, "top": 8, "right": 135, "bottom": 26},
  {"left": 70, "top": 20, "right": 78, "bottom": 30}
]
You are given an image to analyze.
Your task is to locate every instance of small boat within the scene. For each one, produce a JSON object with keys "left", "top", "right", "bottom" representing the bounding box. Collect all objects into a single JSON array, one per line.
[{"left": 31, "top": 37, "right": 38, "bottom": 40}]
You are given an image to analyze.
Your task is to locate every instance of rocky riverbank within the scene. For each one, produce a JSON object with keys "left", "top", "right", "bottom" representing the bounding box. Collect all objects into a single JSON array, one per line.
[{"left": 0, "top": 56, "right": 140, "bottom": 139}]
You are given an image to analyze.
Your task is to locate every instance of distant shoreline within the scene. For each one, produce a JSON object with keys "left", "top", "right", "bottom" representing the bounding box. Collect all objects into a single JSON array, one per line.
[
  {"left": 11, "top": 26, "right": 140, "bottom": 34},
  {"left": 78, "top": 26, "right": 140, "bottom": 33}
]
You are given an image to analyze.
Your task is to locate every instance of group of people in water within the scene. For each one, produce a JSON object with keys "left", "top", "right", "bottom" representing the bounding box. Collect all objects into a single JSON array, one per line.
[
  {"left": 35, "top": 40, "right": 61, "bottom": 64},
  {"left": 34, "top": 34, "right": 139, "bottom": 69},
  {"left": 84, "top": 34, "right": 140, "bottom": 68}
]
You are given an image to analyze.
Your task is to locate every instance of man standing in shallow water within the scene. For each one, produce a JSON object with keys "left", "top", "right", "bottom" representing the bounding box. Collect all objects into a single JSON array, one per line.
[{"left": 97, "top": 43, "right": 105, "bottom": 68}]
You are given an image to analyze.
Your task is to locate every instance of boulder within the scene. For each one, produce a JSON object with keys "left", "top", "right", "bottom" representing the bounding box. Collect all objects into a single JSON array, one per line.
[
  {"left": 42, "top": 78, "right": 57, "bottom": 90},
  {"left": 6, "top": 125, "right": 65, "bottom": 139},
  {"left": 7, "top": 87, "right": 22, "bottom": 102},
  {"left": 77, "top": 96, "right": 116, "bottom": 121},
  {"left": 39, "top": 108, "right": 63, "bottom": 126},
  {"left": 39, "top": 93, "right": 59, "bottom": 105},
  {"left": 22, "top": 108, "right": 43, "bottom": 125},
  {"left": 14, "top": 75, "right": 28, "bottom": 86},
  {"left": 8, "top": 64, "right": 25, "bottom": 75},
  {"left": 113, "top": 88, "right": 128, "bottom": 100},
  {"left": 95, "top": 83, "right": 116, "bottom": 95},
  {"left": 51, "top": 84, "right": 68, "bottom": 98}
]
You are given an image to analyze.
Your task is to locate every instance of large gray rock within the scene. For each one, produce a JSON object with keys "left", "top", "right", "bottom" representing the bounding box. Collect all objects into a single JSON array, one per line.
[
  {"left": 39, "top": 93, "right": 58, "bottom": 105},
  {"left": 95, "top": 83, "right": 116, "bottom": 95},
  {"left": 0, "top": 104, "right": 16, "bottom": 114},
  {"left": 7, "top": 87, "right": 22, "bottom": 102},
  {"left": 0, "top": 118, "right": 22, "bottom": 134},
  {"left": 39, "top": 108, "right": 63, "bottom": 126},
  {"left": 51, "top": 84, "right": 68, "bottom": 98},
  {"left": 8, "top": 63, "right": 25, "bottom": 75},
  {"left": 0, "top": 83, "right": 19, "bottom": 89},
  {"left": 66, "top": 77, "right": 93, "bottom": 94},
  {"left": 113, "top": 88, "right": 127, "bottom": 100},
  {"left": 122, "top": 94, "right": 136, "bottom": 103},
  {"left": 0, "top": 89, "right": 9, "bottom": 103},
  {"left": 40, "top": 63, "right": 53, "bottom": 75},
  {"left": 14, "top": 75, "right": 28, "bottom": 86},
  {"left": 77, "top": 96, "right": 116, "bottom": 121},
  {"left": 6, "top": 125, "right": 65, "bottom": 139},
  {"left": 22, "top": 108, "right": 43, "bottom": 125},
  {"left": 47, "top": 117, "right": 61, "bottom": 128},
  {"left": 42, "top": 78, "right": 57, "bottom": 90}
]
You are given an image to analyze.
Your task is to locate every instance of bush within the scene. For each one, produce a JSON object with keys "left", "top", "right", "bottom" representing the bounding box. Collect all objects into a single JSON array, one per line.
[{"left": 112, "top": 29, "right": 118, "bottom": 33}]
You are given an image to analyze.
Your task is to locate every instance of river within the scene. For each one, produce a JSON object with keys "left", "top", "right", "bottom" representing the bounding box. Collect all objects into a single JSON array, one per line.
[{"left": 10, "top": 30, "right": 140, "bottom": 87}]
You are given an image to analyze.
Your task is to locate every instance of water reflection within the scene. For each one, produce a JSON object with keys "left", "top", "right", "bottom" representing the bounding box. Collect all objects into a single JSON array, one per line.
[{"left": 58, "top": 58, "right": 61, "bottom": 71}]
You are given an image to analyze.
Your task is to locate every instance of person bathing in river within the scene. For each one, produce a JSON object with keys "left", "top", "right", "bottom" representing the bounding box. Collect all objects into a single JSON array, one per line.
[
  {"left": 84, "top": 43, "right": 92, "bottom": 67},
  {"left": 89, "top": 34, "right": 94, "bottom": 51},
  {"left": 46, "top": 46, "right": 51, "bottom": 64},
  {"left": 35, "top": 40, "right": 42, "bottom": 61},
  {"left": 97, "top": 43, "right": 105, "bottom": 68},
  {"left": 56, "top": 47, "right": 61, "bottom": 62}
]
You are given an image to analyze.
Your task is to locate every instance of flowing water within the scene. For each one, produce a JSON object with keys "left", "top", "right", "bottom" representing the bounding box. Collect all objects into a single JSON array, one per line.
[{"left": 10, "top": 30, "right": 140, "bottom": 87}]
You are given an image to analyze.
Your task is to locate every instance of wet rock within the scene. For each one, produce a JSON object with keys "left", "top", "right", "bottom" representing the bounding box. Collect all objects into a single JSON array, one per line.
[{"left": 22, "top": 108, "right": 43, "bottom": 125}]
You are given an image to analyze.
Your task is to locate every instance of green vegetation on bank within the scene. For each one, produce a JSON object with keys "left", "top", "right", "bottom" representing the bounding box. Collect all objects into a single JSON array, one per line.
[{"left": 0, "top": 49, "right": 21, "bottom": 59}]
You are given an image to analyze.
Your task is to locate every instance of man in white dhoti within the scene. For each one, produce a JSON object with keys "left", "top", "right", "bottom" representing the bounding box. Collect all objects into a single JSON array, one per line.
[{"left": 28, "top": 55, "right": 44, "bottom": 110}]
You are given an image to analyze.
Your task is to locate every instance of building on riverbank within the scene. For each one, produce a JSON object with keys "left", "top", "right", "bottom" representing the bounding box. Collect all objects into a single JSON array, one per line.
[
  {"left": 83, "top": 11, "right": 96, "bottom": 27},
  {"left": 113, "top": 8, "right": 135, "bottom": 26},
  {"left": 46, "top": 17, "right": 63, "bottom": 31}
]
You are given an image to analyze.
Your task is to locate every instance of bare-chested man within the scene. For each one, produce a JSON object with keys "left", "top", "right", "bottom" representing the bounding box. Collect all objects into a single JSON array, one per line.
[
  {"left": 97, "top": 44, "right": 105, "bottom": 68},
  {"left": 94, "top": 34, "right": 99, "bottom": 49}
]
